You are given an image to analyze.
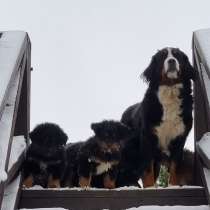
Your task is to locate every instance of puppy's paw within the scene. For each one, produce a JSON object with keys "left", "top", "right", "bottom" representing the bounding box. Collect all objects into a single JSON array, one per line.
[
  {"left": 79, "top": 176, "right": 91, "bottom": 188},
  {"left": 103, "top": 174, "right": 116, "bottom": 189},
  {"left": 22, "top": 175, "right": 34, "bottom": 188},
  {"left": 48, "top": 175, "right": 61, "bottom": 188}
]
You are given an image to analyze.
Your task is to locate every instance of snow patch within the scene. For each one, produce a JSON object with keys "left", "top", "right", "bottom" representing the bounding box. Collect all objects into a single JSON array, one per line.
[
  {"left": 197, "top": 132, "right": 210, "bottom": 160},
  {"left": 126, "top": 206, "right": 210, "bottom": 210},
  {"left": 24, "top": 185, "right": 202, "bottom": 191},
  {"left": 0, "top": 170, "right": 7, "bottom": 182},
  {"left": 8, "top": 135, "right": 26, "bottom": 171},
  {"left": 2, "top": 175, "right": 20, "bottom": 210},
  {"left": 19, "top": 209, "right": 67, "bottom": 210}
]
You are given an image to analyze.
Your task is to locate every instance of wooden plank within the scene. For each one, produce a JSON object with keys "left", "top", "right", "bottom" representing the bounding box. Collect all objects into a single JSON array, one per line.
[
  {"left": 193, "top": 29, "right": 210, "bottom": 77},
  {"left": 14, "top": 38, "right": 31, "bottom": 141},
  {"left": 6, "top": 136, "right": 26, "bottom": 185},
  {"left": 1, "top": 175, "right": 22, "bottom": 210},
  {"left": 19, "top": 188, "right": 207, "bottom": 209},
  {"left": 0, "top": 71, "right": 21, "bottom": 176},
  {"left": 193, "top": 46, "right": 209, "bottom": 142},
  {"left": 197, "top": 143, "right": 210, "bottom": 169},
  {"left": 0, "top": 31, "right": 28, "bottom": 120}
]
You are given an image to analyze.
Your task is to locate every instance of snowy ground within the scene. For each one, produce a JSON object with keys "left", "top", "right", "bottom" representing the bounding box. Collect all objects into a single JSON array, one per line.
[
  {"left": 126, "top": 206, "right": 210, "bottom": 210},
  {"left": 18, "top": 206, "right": 210, "bottom": 210}
]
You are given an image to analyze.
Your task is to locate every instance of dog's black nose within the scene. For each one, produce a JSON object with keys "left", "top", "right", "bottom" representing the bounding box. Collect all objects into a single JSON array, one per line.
[{"left": 168, "top": 58, "right": 176, "bottom": 65}]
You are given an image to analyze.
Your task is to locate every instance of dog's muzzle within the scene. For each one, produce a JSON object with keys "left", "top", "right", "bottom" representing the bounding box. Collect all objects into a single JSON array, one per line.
[{"left": 164, "top": 58, "right": 180, "bottom": 79}]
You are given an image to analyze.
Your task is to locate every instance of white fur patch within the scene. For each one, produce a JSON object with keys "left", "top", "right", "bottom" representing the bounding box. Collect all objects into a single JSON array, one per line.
[
  {"left": 154, "top": 84, "right": 185, "bottom": 155},
  {"left": 96, "top": 162, "right": 113, "bottom": 175},
  {"left": 164, "top": 48, "right": 180, "bottom": 79}
]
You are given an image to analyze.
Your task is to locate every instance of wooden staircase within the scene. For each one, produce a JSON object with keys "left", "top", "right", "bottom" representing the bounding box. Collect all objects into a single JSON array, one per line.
[{"left": 1, "top": 29, "right": 210, "bottom": 210}]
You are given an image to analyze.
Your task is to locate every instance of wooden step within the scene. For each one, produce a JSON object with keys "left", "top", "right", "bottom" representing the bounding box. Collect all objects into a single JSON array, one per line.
[{"left": 18, "top": 187, "right": 207, "bottom": 210}]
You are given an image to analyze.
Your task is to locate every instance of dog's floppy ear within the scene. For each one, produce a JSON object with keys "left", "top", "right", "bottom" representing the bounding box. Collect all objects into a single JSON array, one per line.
[
  {"left": 141, "top": 55, "right": 157, "bottom": 84},
  {"left": 183, "top": 53, "right": 198, "bottom": 81}
]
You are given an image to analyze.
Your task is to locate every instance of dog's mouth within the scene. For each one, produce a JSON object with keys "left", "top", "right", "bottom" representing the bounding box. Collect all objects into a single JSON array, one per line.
[{"left": 163, "top": 57, "right": 180, "bottom": 80}]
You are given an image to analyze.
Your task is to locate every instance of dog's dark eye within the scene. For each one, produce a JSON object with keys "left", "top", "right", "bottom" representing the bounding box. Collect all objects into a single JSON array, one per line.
[{"left": 172, "top": 49, "right": 179, "bottom": 55}]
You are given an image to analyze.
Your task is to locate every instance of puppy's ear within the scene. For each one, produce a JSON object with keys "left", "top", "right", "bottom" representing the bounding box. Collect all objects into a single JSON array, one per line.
[
  {"left": 58, "top": 130, "right": 68, "bottom": 145},
  {"left": 183, "top": 54, "right": 198, "bottom": 81},
  {"left": 91, "top": 122, "right": 102, "bottom": 136},
  {"left": 141, "top": 55, "right": 157, "bottom": 84}
]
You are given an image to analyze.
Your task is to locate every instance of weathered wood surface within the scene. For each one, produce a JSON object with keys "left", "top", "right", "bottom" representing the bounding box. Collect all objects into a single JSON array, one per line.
[
  {"left": 19, "top": 188, "right": 207, "bottom": 210},
  {"left": 0, "top": 31, "right": 31, "bottom": 209},
  {"left": 193, "top": 28, "right": 210, "bottom": 204},
  {"left": 1, "top": 175, "right": 22, "bottom": 210},
  {"left": 0, "top": 31, "right": 28, "bottom": 120}
]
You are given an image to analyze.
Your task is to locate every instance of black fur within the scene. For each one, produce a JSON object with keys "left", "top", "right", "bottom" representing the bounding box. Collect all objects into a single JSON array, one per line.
[
  {"left": 120, "top": 48, "right": 197, "bottom": 186},
  {"left": 22, "top": 122, "right": 68, "bottom": 188},
  {"left": 63, "top": 120, "right": 133, "bottom": 188}
]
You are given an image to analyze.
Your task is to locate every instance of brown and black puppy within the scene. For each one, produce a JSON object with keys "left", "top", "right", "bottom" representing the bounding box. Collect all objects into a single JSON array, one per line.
[
  {"left": 63, "top": 120, "right": 132, "bottom": 189},
  {"left": 22, "top": 122, "right": 68, "bottom": 188}
]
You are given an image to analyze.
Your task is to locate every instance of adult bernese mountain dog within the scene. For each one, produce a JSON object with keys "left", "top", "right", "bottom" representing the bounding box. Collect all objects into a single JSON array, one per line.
[{"left": 121, "top": 47, "right": 197, "bottom": 187}]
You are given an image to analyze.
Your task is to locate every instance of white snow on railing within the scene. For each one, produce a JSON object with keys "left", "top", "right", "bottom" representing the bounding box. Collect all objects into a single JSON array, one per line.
[
  {"left": 0, "top": 31, "right": 26, "bottom": 111},
  {"left": 0, "top": 71, "right": 20, "bottom": 182},
  {"left": 2, "top": 175, "right": 20, "bottom": 210},
  {"left": 197, "top": 133, "right": 210, "bottom": 160},
  {"left": 126, "top": 206, "right": 210, "bottom": 210},
  {"left": 194, "top": 28, "right": 210, "bottom": 73},
  {"left": 8, "top": 135, "right": 26, "bottom": 172}
]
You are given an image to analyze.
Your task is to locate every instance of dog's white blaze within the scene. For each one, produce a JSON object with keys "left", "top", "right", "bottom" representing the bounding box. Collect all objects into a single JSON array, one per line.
[
  {"left": 155, "top": 84, "right": 185, "bottom": 155},
  {"left": 96, "top": 162, "right": 112, "bottom": 175},
  {"left": 164, "top": 48, "right": 180, "bottom": 78}
]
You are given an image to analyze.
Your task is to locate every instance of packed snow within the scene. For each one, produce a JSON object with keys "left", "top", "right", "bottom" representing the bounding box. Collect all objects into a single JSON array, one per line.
[
  {"left": 8, "top": 135, "right": 26, "bottom": 171},
  {"left": 19, "top": 209, "right": 67, "bottom": 210},
  {"left": 2, "top": 175, "right": 21, "bottom": 210},
  {"left": 126, "top": 206, "right": 210, "bottom": 210},
  {"left": 0, "top": 31, "right": 27, "bottom": 109},
  {"left": 194, "top": 28, "right": 210, "bottom": 73},
  {"left": 0, "top": 71, "right": 20, "bottom": 182},
  {"left": 197, "top": 133, "right": 210, "bottom": 160},
  {"left": 24, "top": 185, "right": 202, "bottom": 191}
]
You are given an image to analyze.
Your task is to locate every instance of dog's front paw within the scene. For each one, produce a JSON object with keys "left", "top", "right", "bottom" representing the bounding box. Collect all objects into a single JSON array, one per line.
[
  {"left": 79, "top": 176, "right": 91, "bottom": 188},
  {"left": 103, "top": 174, "right": 116, "bottom": 189},
  {"left": 47, "top": 175, "right": 61, "bottom": 188},
  {"left": 22, "top": 175, "right": 34, "bottom": 188}
]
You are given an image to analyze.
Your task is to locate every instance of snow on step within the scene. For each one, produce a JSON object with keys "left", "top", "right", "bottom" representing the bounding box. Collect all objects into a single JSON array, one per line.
[
  {"left": 126, "top": 206, "right": 210, "bottom": 210},
  {"left": 19, "top": 209, "right": 67, "bottom": 210},
  {"left": 0, "top": 71, "right": 20, "bottom": 182},
  {"left": 0, "top": 31, "right": 27, "bottom": 112},
  {"left": 194, "top": 28, "right": 210, "bottom": 72},
  {"left": 197, "top": 132, "right": 210, "bottom": 163},
  {"left": 8, "top": 135, "right": 26, "bottom": 171},
  {"left": 1, "top": 175, "right": 21, "bottom": 210}
]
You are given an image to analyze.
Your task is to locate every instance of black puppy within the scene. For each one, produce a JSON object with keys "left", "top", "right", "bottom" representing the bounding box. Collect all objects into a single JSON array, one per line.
[
  {"left": 121, "top": 47, "right": 197, "bottom": 187},
  {"left": 63, "top": 120, "right": 132, "bottom": 189},
  {"left": 22, "top": 122, "right": 68, "bottom": 188}
]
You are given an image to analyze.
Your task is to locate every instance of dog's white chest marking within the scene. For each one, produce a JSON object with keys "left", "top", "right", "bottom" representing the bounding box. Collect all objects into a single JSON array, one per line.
[
  {"left": 96, "top": 162, "right": 112, "bottom": 175},
  {"left": 154, "top": 84, "right": 185, "bottom": 155}
]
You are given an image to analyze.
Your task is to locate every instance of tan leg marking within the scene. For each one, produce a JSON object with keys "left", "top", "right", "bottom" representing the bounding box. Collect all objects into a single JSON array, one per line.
[
  {"left": 142, "top": 161, "right": 155, "bottom": 188},
  {"left": 47, "top": 175, "right": 61, "bottom": 188},
  {"left": 79, "top": 176, "right": 92, "bottom": 188},
  {"left": 103, "top": 174, "right": 116, "bottom": 189},
  {"left": 169, "top": 161, "right": 178, "bottom": 185},
  {"left": 22, "top": 175, "right": 34, "bottom": 188}
]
